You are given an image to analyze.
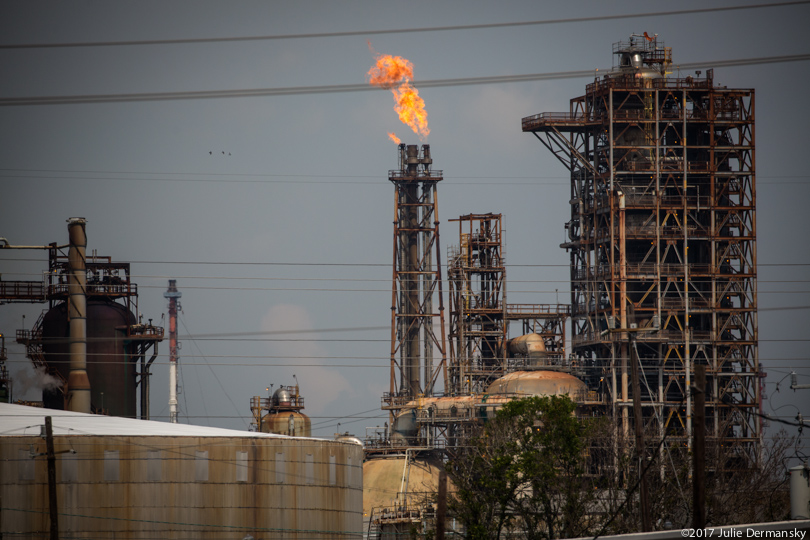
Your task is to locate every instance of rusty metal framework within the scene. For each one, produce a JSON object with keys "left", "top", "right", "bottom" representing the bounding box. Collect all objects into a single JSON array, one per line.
[
  {"left": 523, "top": 35, "right": 760, "bottom": 468},
  {"left": 505, "top": 303, "right": 571, "bottom": 370},
  {"left": 1, "top": 242, "right": 163, "bottom": 417},
  {"left": 447, "top": 213, "right": 507, "bottom": 394},
  {"left": 446, "top": 215, "right": 575, "bottom": 394},
  {"left": 384, "top": 144, "right": 448, "bottom": 416}
]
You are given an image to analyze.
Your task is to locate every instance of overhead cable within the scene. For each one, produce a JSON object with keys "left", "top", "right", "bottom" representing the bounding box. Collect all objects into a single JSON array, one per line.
[
  {"left": 1, "top": 2, "right": 807, "bottom": 49},
  {"left": 1, "top": 54, "right": 809, "bottom": 107}
]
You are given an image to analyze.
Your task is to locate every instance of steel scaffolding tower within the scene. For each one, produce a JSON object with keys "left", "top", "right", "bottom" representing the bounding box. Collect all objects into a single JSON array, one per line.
[
  {"left": 384, "top": 144, "right": 448, "bottom": 416},
  {"left": 447, "top": 213, "right": 507, "bottom": 395},
  {"left": 523, "top": 35, "right": 760, "bottom": 468}
]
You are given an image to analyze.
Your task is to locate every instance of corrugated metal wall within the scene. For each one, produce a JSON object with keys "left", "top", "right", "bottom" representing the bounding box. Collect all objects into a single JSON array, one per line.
[{"left": 1, "top": 434, "right": 363, "bottom": 539}]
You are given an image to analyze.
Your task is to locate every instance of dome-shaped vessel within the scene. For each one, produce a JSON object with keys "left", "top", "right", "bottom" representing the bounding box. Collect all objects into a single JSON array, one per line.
[{"left": 486, "top": 370, "right": 586, "bottom": 398}]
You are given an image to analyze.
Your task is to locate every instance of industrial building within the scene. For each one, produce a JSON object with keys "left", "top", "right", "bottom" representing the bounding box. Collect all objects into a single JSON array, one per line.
[
  {"left": 0, "top": 222, "right": 366, "bottom": 539},
  {"left": 0, "top": 402, "right": 363, "bottom": 539},
  {"left": 365, "top": 146, "right": 591, "bottom": 537},
  {"left": 0, "top": 32, "right": 766, "bottom": 539},
  {"left": 364, "top": 34, "right": 763, "bottom": 536},
  {"left": 523, "top": 34, "right": 760, "bottom": 467},
  {"left": 0, "top": 218, "right": 164, "bottom": 418}
]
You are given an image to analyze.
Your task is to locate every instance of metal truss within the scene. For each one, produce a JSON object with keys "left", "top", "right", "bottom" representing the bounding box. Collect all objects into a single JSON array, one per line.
[{"left": 524, "top": 64, "right": 760, "bottom": 469}]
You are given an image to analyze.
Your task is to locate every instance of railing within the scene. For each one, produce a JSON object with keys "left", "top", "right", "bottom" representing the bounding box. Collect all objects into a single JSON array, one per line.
[
  {"left": 521, "top": 111, "right": 587, "bottom": 124},
  {"left": 0, "top": 280, "right": 46, "bottom": 302},
  {"left": 47, "top": 281, "right": 137, "bottom": 298},
  {"left": 505, "top": 303, "right": 570, "bottom": 317},
  {"left": 586, "top": 75, "right": 715, "bottom": 94},
  {"left": 373, "top": 498, "right": 436, "bottom": 524},
  {"left": 388, "top": 170, "right": 443, "bottom": 180},
  {"left": 381, "top": 392, "right": 413, "bottom": 409},
  {"left": 416, "top": 405, "right": 478, "bottom": 424},
  {"left": 573, "top": 264, "right": 695, "bottom": 280},
  {"left": 124, "top": 324, "right": 164, "bottom": 340}
]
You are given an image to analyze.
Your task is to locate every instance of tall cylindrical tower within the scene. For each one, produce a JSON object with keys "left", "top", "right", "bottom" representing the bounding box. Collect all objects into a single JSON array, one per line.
[
  {"left": 385, "top": 144, "right": 448, "bottom": 419},
  {"left": 164, "top": 280, "right": 182, "bottom": 423},
  {"left": 66, "top": 217, "right": 90, "bottom": 413}
]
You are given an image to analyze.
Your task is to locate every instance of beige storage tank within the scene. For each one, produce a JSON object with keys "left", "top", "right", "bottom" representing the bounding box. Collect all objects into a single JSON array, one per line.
[
  {"left": 261, "top": 410, "right": 312, "bottom": 437},
  {"left": 482, "top": 370, "right": 587, "bottom": 419},
  {"left": 363, "top": 454, "right": 444, "bottom": 517},
  {"left": 0, "top": 403, "right": 362, "bottom": 539},
  {"left": 253, "top": 385, "right": 312, "bottom": 437},
  {"left": 486, "top": 370, "right": 587, "bottom": 398}
]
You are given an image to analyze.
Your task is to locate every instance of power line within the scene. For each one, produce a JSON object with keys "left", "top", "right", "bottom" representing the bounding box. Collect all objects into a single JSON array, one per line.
[
  {"left": 2, "top": 2, "right": 807, "bottom": 49},
  {"left": 6, "top": 269, "right": 810, "bottom": 287},
  {"left": 3, "top": 256, "right": 809, "bottom": 269},
  {"left": 179, "top": 314, "right": 247, "bottom": 429},
  {"left": 2, "top": 168, "right": 809, "bottom": 183},
  {"left": 1, "top": 171, "right": 807, "bottom": 186},
  {"left": 1, "top": 54, "right": 808, "bottom": 107}
]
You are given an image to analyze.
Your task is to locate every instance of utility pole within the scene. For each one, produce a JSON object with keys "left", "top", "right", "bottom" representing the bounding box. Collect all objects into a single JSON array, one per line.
[
  {"left": 630, "top": 333, "right": 652, "bottom": 532},
  {"left": 604, "top": 318, "right": 658, "bottom": 532},
  {"left": 45, "top": 416, "right": 59, "bottom": 540},
  {"left": 693, "top": 365, "right": 706, "bottom": 529},
  {"left": 436, "top": 469, "right": 447, "bottom": 540}
]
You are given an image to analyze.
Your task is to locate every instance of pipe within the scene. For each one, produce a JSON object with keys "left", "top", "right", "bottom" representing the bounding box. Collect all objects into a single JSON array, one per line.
[
  {"left": 619, "top": 192, "right": 630, "bottom": 440},
  {"left": 0, "top": 238, "right": 68, "bottom": 249},
  {"left": 66, "top": 218, "right": 91, "bottom": 413},
  {"left": 141, "top": 348, "right": 158, "bottom": 420},
  {"left": 164, "top": 280, "right": 182, "bottom": 423}
]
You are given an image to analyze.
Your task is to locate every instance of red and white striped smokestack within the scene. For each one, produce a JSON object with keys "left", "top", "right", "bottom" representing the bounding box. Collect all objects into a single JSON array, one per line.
[
  {"left": 66, "top": 217, "right": 91, "bottom": 413},
  {"left": 164, "top": 280, "right": 181, "bottom": 423}
]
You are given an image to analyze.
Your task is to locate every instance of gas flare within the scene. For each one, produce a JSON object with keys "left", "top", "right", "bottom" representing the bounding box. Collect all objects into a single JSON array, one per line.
[
  {"left": 368, "top": 51, "right": 429, "bottom": 140},
  {"left": 368, "top": 54, "right": 413, "bottom": 88},
  {"left": 388, "top": 132, "right": 401, "bottom": 145}
]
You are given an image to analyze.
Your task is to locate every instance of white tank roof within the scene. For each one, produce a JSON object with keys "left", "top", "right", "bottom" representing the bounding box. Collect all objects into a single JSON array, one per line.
[{"left": 0, "top": 402, "right": 304, "bottom": 439}]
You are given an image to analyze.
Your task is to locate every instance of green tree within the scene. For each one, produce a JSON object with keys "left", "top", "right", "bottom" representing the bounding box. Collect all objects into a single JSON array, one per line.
[{"left": 446, "top": 396, "right": 597, "bottom": 540}]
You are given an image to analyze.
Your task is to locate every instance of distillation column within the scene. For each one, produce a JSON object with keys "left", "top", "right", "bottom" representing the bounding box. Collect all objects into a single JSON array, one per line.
[{"left": 386, "top": 144, "right": 448, "bottom": 416}]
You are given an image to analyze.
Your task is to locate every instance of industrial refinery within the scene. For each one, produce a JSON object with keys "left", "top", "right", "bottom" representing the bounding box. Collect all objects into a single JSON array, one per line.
[
  {"left": 364, "top": 34, "right": 769, "bottom": 536},
  {"left": 2, "top": 10, "right": 810, "bottom": 539}
]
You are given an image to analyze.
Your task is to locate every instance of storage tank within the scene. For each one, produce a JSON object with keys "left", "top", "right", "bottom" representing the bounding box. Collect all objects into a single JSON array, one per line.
[
  {"left": 1, "top": 402, "right": 363, "bottom": 539},
  {"left": 40, "top": 298, "right": 138, "bottom": 417},
  {"left": 486, "top": 370, "right": 586, "bottom": 398},
  {"left": 261, "top": 410, "right": 311, "bottom": 437},
  {"left": 253, "top": 385, "right": 312, "bottom": 437},
  {"left": 791, "top": 464, "right": 810, "bottom": 520},
  {"left": 363, "top": 454, "right": 444, "bottom": 518},
  {"left": 507, "top": 333, "right": 552, "bottom": 367},
  {"left": 482, "top": 370, "right": 587, "bottom": 419}
]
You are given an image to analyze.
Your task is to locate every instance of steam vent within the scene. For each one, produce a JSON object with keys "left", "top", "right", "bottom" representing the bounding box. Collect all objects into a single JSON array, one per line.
[{"left": 522, "top": 34, "right": 760, "bottom": 468}]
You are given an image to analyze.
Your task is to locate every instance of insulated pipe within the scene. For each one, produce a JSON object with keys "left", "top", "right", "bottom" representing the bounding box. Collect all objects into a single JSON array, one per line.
[
  {"left": 507, "top": 333, "right": 546, "bottom": 356},
  {"left": 66, "top": 218, "right": 91, "bottom": 413},
  {"left": 619, "top": 192, "right": 630, "bottom": 440}
]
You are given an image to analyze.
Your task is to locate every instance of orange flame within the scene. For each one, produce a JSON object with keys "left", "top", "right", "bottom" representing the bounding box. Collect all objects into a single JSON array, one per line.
[
  {"left": 392, "top": 83, "right": 429, "bottom": 139},
  {"left": 388, "top": 132, "right": 401, "bottom": 145},
  {"left": 368, "top": 55, "right": 413, "bottom": 88},
  {"left": 368, "top": 50, "right": 429, "bottom": 140}
]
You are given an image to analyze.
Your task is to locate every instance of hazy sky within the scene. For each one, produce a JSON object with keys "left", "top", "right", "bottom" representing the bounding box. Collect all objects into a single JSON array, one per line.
[{"left": 1, "top": 1, "right": 808, "bottom": 452}]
